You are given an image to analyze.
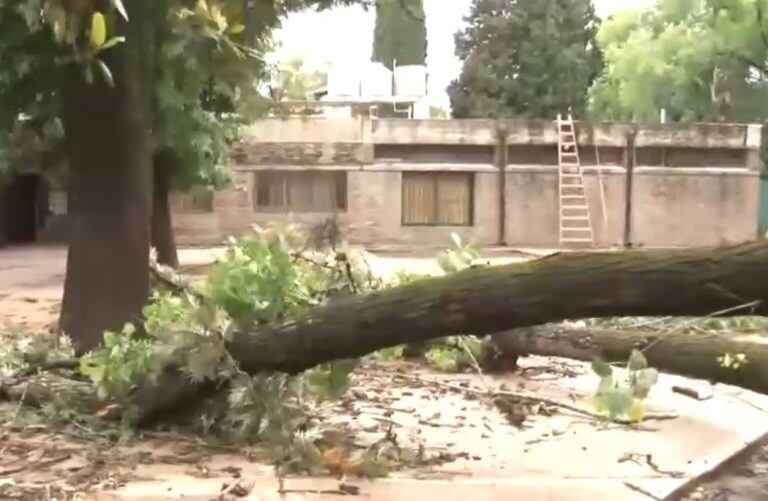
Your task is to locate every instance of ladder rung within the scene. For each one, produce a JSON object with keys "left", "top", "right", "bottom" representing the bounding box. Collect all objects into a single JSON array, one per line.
[
  {"left": 561, "top": 228, "right": 593, "bottom": 233},
  {"left": 561, "top": 173, "right": 582, "bottom": 177},
  {"left": 563, "top": 216, "right": 590, "bottom": 221},
  {"left": 562, "top": 195, "right": 586, "bottom": 199},
  {"left": 561, "top": 238, "right": 594, "bottom": 243}
]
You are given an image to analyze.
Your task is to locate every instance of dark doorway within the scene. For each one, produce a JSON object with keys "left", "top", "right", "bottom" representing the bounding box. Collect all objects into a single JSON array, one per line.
[{"left": 1, "top": 174, "right": 41, "bottom": 244}]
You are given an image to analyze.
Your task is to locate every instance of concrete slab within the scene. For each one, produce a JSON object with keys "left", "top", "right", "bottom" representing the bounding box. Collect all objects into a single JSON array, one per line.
[{"left": 77, "top": 357, "right": 768, "bottom": 500}]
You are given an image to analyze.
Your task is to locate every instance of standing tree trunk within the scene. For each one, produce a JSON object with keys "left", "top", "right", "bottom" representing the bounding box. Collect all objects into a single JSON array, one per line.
[
  {"left": 151, "top": 151, "right": 179, "bottom": 268},
  {"left": 59, "top": 4, "right": 153, "bottom": 354}
]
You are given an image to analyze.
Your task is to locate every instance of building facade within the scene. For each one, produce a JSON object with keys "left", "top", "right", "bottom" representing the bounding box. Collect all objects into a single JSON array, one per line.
[{"left": 171, "top": 115, "right": 764, "bottom": 249}]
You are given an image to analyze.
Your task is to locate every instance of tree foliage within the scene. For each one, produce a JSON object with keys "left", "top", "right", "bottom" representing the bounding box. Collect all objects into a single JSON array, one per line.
[
  {"left": 372, "top": 0, "right": 427, "bottom": 70},
  {"left": 588, "top": 0, "right": 768, "bottom": 122},
  {"left": 0, "top": 0, "right": 364, "bottom": 187},
  {"left": 0, "top": 3, "right": 64, "bottom": 182},
  {"left": 448, "top": 0, "right": 602, "bottom": 119},
  {"left": 268, "top": 55, "right": 327, "bottom": 102}
]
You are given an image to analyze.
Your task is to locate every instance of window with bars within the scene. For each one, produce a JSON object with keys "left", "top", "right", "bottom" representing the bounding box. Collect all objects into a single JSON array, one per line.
[
  {"left": 401, "top": 172, "right": 474, "bottom": 226},
  {"left": 254, "top": 170, "right": 347, "bottom": 212}
]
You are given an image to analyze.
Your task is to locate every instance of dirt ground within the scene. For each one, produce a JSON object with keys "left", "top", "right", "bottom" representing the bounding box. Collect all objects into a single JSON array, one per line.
[{"left": 3, "top": 244, "right": 768, "bottom": 500}]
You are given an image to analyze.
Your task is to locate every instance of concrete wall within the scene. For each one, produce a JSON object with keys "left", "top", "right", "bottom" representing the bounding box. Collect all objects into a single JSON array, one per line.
[
  {"left": 504, "top": 167, "right": 626, "bottom": 247},
  {"left": 631, "top": 168, "right": 759, "bottom": 247},
  {"left": 347, "top": 170, "right": 499, "bottom": 248},
  {"left": 171, "top": 117, "right": 764, "bottom": 249}
]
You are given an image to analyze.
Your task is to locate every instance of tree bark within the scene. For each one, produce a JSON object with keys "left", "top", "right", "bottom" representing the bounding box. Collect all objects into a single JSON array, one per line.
[
  {"left": 490, "top": 327, "right": 768, "bottom": 394},
  {"left": 59, "top": 2, "right": 153, "bottom": 354},
  {"left": 227, "top": 241, "right": 768, "bottom": 374},
  {"left": 132, "top": 241, "right": 768, "bottom": 423},
  {"left": 151, "top": 151, "right": 179, "bottom": 268}
]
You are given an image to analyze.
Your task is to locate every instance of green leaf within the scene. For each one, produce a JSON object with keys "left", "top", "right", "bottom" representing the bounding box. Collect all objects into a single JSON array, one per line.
[
  {"left": 594, "top": 394, "right": 608, "bottom": 414},
  {"left": 628, "top": 349, "right": 648, "bottom": 371},
  {"left": 591, "top": 358, "right": 613, "bottom": 377},
  {"left": 605, "top": 387, "right": 634, "bottom": 419},
  {"left": 90, "top": 12, "right": 107, "bottom": 50},
  {"left": 436, "top": 252, "right": 457, "bottom": 274},
  {"left": 632, "top": 368, "right": 659, "bottom": 399},
  {"left": 101, "top": 36, "right": 125, "bottom": 51},
  {"left": 629, "top": 401, "right": 645, "bottom": 422},
  {"left": 596, "top": 374, "right": 614, "bottom": 395},
  {"left": 229, "top": 23, "right": 245, "bottom": 35},
  {"left": 112, "top": 0, "right": 129, "bottom": 21}
]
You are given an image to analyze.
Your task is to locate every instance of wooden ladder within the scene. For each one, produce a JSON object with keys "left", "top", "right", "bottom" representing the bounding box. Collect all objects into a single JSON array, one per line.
[{"left": 557, "top": 114, "right": 595, "bottom": 247}]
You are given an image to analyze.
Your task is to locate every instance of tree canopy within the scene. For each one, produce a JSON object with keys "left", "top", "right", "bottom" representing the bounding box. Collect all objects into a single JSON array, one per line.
[
  {"left": 588, "top": 0, "right": 768, "bottom": 122},
  {"left": 371, "top": 0, "right": 427, "bottom": 70},
  {"left": 447, "top": 0, "right": 602, "bottom": 119}
]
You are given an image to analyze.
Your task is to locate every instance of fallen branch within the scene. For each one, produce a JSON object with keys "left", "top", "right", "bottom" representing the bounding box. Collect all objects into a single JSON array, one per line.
[
  {"left": 132, "top": 241, "right": 768, "bottom": 422},
  {"left": 389, "top": 372, "right": 677, "bottom": 426},
  {"left": 228, "top": 241, "right": 768, "bottom": 375},
  {"left": 17, "top": 359, "right": 80, "bottom": 377},
  {"left": 491, "top": 326, "right": 768, "bottom": 394}
]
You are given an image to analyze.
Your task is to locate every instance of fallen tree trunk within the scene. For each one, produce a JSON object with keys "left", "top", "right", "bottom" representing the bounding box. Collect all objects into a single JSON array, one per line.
[
  {"left": 228, "top": 241, "right": 768, "bottom": 374},
  {"left": 132, "top": 241, "right": 768, "bottom": 423},
  {"left": 490, "top": 327, "right": 768, "bottom": 394}
]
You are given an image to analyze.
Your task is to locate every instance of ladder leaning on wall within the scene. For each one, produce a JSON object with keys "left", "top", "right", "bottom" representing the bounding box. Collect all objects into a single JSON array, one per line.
[{"left": 557, "top": 114, "right": 595, "bottom": 247}]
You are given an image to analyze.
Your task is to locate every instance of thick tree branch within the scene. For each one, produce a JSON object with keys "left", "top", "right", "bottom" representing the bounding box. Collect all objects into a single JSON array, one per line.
[
  {"left": 228, "top": 241, "right": 768, "bottom": 374},
  {"left": 134, "top": 241, "right": 768, "bottom": 423},
  {"left": 491, "top": 326, "right": 768, "bottom": 394}
]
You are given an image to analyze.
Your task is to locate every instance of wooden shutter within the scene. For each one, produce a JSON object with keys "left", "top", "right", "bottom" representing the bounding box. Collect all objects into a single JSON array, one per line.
[
  {"left": 402, "top": 173, "right": 437, "bottom": 225},
  {"left": 436, "top": 173, "right": 472, "bottom": 225},
  {"left": 255, "top": 171, "right": 287, "bottom": 210},
  {"left": 286, "top": 172, "right": 314, "bottom": 211}
]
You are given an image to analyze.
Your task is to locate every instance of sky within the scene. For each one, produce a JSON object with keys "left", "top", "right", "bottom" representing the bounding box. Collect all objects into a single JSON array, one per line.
[{"left": 272, "top": 0, "right": 657, "bottom": 109}]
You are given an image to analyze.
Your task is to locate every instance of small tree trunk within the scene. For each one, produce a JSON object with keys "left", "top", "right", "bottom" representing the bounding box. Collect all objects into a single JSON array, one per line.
[
  {"left": 490, "top": 327, "right": 768, "bottom": 394},
  {"left": 59, "top": 4, "right": 153, "bottom": 354},
  {"left": 151, "top": 152, "right": 179, "bottom": 268}
]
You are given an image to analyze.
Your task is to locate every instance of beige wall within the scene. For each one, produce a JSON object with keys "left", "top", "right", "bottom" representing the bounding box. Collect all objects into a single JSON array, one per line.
[
  {"left": 172, "top": 169, "right": 351, "bottom": 246},
  {"left": 242, "top": 117, "right": 366, "bottom": 143},
  {"left": 172, "top": 166, "right": 760, "bottom": 249},
  {"left": 347, "top": 170, "right": 499, "bottom": 248},
  {"left": 503, "top": 167, "right": 625, "bottom": 247},
  {"left": 631, "top": 168, "right": 759, "bottom": 247}
]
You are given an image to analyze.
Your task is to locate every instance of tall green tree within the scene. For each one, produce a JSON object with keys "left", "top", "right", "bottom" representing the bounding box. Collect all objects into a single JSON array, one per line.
[
  {"left": 371, "top": 0, "right": 427, "bottom": 70},
  {"left": 588, "top": 0, "right": 768, "bottom": 123},
  {"left": 447, "top": 0, "right": 602, "bottom": 119}
]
